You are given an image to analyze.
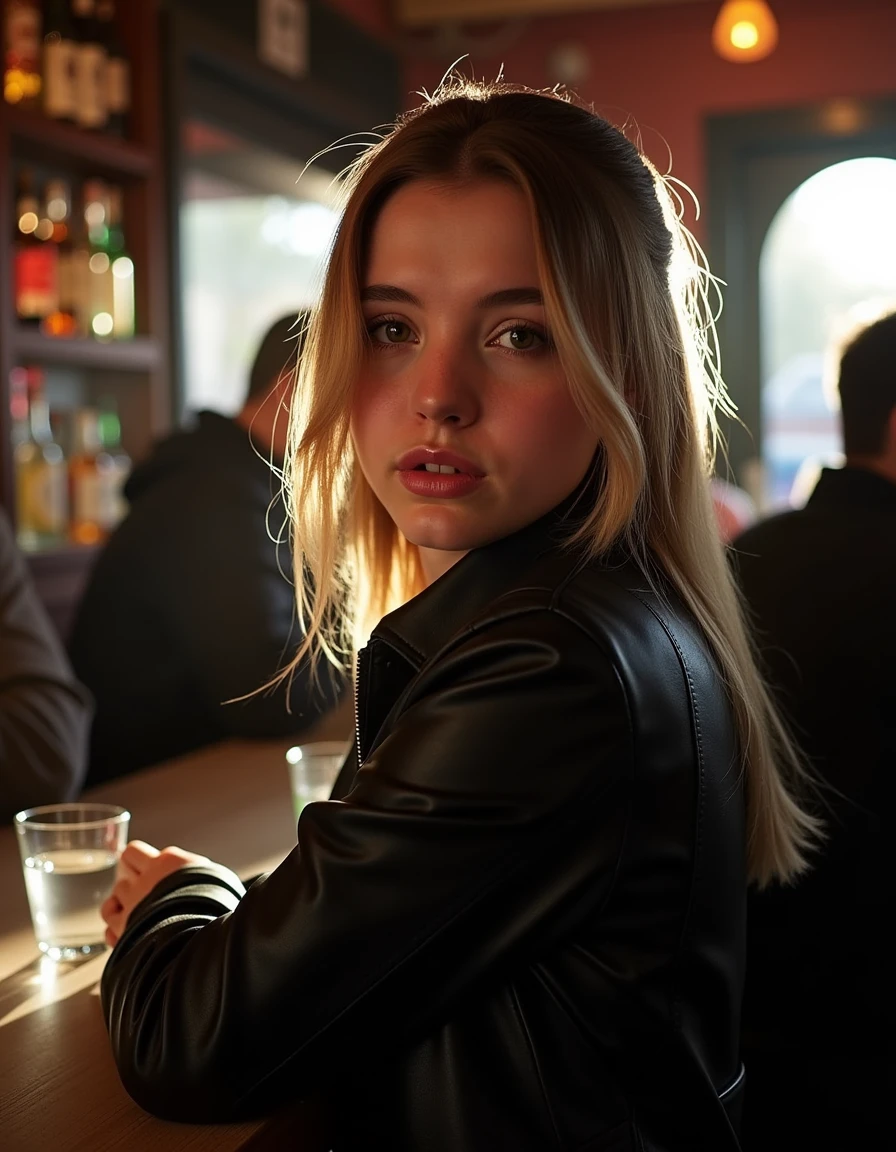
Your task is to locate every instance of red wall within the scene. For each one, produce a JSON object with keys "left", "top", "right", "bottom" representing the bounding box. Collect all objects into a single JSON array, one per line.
[
  {"left": 326, "top": 0, "right": 393, "bottom": 41},
  {"left": 392, "top": 0, "right": 895, "bottom": 240}
]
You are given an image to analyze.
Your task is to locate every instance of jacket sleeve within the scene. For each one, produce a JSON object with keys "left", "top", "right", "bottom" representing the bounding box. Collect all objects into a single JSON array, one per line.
[
  {"left": 101, "top": 610, "right": 632, "bottom": 1121},
  {"left": 0, "top": 510, "right": 92, "bottom": 820}
]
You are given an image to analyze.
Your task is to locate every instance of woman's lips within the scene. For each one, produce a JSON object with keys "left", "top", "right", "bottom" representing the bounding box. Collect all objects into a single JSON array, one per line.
[
  {"left": 395, "top": 448, "right": 484, "bottom": 475},
  {"left": 398, "top": 468, "right": 484, "bottom": 498},
  {"left": 395, "top": 447, "right": 486, "bottom": 498}
]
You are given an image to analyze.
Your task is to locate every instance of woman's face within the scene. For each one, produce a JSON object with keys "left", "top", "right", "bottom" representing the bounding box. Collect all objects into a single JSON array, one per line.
[{"left": 351, "top": 178, "right": 600, "bottom": 585}]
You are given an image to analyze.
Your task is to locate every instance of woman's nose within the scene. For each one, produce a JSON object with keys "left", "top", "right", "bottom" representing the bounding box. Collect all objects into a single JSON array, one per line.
[{"left": 410, "top": 346, "right": 480, "bottom": 427}]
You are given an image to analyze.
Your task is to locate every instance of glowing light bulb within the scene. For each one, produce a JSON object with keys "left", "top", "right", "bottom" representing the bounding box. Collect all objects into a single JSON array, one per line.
[
  {"left": 712, "top": 0, "right": 779, "bottom": 63},
  {"left": 731, "top": 21, "right": 759, "bottom": 50}
]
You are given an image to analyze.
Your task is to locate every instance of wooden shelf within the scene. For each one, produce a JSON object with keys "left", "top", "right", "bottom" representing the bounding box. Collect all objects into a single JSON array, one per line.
[
  {"left": 10, "top": 330, "right": 162, "bottom": 372},
  {"left": 1, "top": 103, "right": 153, "bottom": 178},
  {"left": 22, "top": 542, "right": 100, "bottom": 566}
]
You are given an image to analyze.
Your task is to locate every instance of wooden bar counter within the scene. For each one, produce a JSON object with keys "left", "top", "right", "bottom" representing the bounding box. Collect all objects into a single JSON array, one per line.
[{"left": 0, "top": 701, "right": 352, "bottom": 1151}]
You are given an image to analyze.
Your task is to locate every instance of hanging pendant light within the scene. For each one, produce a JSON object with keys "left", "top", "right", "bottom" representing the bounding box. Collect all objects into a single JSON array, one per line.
[{"left": 712, "top": 0, "right": 779, "bottom": 63}]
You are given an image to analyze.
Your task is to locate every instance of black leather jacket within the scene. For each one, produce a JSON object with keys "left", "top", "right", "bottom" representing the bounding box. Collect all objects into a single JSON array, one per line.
[{"left": 102, "top": 502, "right": 747, "bottom": 1151}]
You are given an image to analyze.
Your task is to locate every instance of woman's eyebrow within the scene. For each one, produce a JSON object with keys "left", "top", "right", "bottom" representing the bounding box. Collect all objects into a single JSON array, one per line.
[
  {"left": 476, "top": 287, "right": 543, "bottom": 309},
  {"left": 360, "top": 285, "right": 544, "bottom": 308},
  {"left": 361, "top": 284, "right": 420, "bottom": 305}
]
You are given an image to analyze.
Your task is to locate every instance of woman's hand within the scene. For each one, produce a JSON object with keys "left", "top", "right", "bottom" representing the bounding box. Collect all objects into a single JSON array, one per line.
[{"left": 102, "top": 839, "right": 210, "bottom": 948}]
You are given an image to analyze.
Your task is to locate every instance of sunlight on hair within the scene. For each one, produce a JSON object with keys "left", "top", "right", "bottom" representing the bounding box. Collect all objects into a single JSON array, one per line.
[{"left": 653, "top": 167, "right": 736, "bottom": 471}]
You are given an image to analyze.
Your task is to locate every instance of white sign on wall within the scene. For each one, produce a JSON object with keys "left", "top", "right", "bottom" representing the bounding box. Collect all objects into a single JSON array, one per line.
[{"left": 257, "top": 0, "right": 308, "bottom": 79}]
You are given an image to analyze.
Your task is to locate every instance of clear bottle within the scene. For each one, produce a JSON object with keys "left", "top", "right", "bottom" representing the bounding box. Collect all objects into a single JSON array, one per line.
[
  {"left": 42, "top": 0, "right": 77, "bottom": 121},
  {"left": 15, "top": 370, "right": 69, "bottom": 551},
  {"left": 3, "top": 0, "right": 42, "bottom": 108},
  {"left": 106, "top": 184, "right": 134, "bottom": 338},
  {"left": 71, "top": 0, "right": 106, "bottom": 130},
  {"left": 14, "top": 166, "right": 59, "bottom": 325},
  {"left": 68, "top": 406, "right": 116, "bottom": 545}
]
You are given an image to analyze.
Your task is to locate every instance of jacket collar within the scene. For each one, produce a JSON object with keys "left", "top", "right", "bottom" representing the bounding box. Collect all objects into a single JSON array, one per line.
[
  {"left": 808, "top": 465, "right": 896, "bottom": 512},
  {"left": 370, "top": 490, "right": 591, "bottom": 669}
]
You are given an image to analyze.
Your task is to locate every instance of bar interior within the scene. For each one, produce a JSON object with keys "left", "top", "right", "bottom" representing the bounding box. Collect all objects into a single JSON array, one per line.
[{"left": 0, "top": 1, "right": 892, "bottom": 1148}]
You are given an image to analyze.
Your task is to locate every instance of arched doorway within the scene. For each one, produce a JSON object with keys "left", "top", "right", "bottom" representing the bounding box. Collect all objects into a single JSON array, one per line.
[
  {"left": 760, "top": 156, "right": 896, "bottom": 509},
  {"left": 707, "top": 97, "right": 896, "bottom": 509}
]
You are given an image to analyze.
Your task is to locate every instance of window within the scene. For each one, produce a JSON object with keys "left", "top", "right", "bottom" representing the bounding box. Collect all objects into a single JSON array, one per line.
[
  {"left": 760, "top": 156, "right": 896, "bottom": 508},
  {"left": 180, "top": 121, "right": 339, "bottom": 415}
]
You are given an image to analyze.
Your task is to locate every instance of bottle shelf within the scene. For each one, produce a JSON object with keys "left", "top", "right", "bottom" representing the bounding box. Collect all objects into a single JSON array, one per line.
[
  {"left": 21, "top": 541, "right": 100, "bottom": 563},
  {"left": 11, "top": 330, "right": 161, "bottom": 371},
  {"left": 2, "top": 102, "right": 151, "bottom": 178}
]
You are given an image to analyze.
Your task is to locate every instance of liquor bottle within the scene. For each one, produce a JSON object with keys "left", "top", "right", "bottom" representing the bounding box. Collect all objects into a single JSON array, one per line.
[
  {"left": 71, "top": 0, "right": 106, "bottom": 130},
  {"left": 95, "top": 0, "right": 128, "bottom": 136},
  {"left": 42, "top": 0, "right": 77, "bottom": 121},
  {"left": 97, "top": 398, "right": 131, "bottom": 529},
  {"left": 3, "top": 0, "right": 42, "bottom": 108},
  {"left": 82, "top": 178, "right": 114, "bottom": 338},
  {"left": 41, "top": 178, "right": 79, "bottom": 337},
  {"left": 33, "top": 179, "right": 55, "bottom": 242},
  {"left": 15, "top": 369, "right": 69, "bottom": 551},
  {"left": 106, "top": 184, "right": 134, "bottom": 338},
  {"left": 14, "top": 167, "right": 59, "bottom": 325},
  {"left": 68, "top": 406, "right": 116, "bottom": 545},
  {"left": 66, "top": 180, "right": 92, "bottom": 335},
  {"left": 9, "top": 365, "right": 32, "bottom": 449}
]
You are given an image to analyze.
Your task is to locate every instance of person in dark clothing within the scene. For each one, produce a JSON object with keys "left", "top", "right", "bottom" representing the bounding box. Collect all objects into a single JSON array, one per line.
[
  {"left": 68, "top": 314, "right": 345, "bottom": 785},
  {"left": 732, "top": 308, "right": 896, "bottom": 1148},
  {"left": 0, "top": 507, "right": 92, "bottom": 820}
]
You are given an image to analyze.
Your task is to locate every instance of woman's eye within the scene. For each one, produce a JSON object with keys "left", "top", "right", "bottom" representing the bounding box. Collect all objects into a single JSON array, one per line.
[
  {"left": 494, "top": 325, "right": 547, "bottom": 352},
  {"left": 369, "top": 319, "right": 414, "bottom": 344}
]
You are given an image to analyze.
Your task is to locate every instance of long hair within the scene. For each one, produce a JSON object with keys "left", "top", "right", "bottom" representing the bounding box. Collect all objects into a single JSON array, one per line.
[{"left": 281, "top": 78, "right": 820, "bottom": 887}]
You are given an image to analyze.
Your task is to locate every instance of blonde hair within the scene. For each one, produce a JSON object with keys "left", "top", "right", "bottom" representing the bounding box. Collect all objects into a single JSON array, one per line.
[{"left": 282, "top": 78, "right": 820, "bottom": 887}]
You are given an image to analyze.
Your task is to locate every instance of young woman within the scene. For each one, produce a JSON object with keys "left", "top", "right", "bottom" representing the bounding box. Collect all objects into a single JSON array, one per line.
[{"left": 100, "top": 80, "right": 818, "bottom": 1151}]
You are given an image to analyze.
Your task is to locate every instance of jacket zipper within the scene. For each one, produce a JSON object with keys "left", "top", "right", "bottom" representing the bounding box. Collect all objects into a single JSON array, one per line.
[{"left": 353, "top": 645, "right": 368, "bottom": 767}]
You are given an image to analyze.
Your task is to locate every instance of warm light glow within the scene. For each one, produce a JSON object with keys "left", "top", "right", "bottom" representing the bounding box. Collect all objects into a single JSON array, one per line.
[
  {"left": 730, "top": 20, "right": 759, "bottom": 50},
  {"left": 85, "top": 201, "right": 106, "bottom": 228},
  {"left": 713, "top": 0, "right": 778, "bottom": 63},
  {"left": 92, "top": 312, "right": 114, "bottom": 338}
]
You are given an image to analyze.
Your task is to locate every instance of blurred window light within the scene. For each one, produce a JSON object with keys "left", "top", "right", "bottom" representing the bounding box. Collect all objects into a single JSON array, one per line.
[
  {"left": 181, "top": 192, "right": 339, "bottom": 415},
  {"left": 759, "top": 156, "right": 896, "bottom": 509}
]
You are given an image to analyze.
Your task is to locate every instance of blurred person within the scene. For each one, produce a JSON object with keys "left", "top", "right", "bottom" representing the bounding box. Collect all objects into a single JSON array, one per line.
[
  {"left": 97, "top": 80, "right": 820, "bottom": 1151},
  {"left": 68, "top": 313, "right": 345, "bottom": 785},
  {"left": 732, "top": 307, "right": 896, "bottom": 1148},
  {"left": 0, "top": 507, "right": 92, "bottom": 820}
]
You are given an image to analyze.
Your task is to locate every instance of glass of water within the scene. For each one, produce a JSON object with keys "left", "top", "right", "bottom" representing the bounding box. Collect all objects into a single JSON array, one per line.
[
  {"left": 14, "top": 802, "right": 130, "bottom": 962},
  {"left": 286, "top": 741, "right": 350, "bottom": 820}
]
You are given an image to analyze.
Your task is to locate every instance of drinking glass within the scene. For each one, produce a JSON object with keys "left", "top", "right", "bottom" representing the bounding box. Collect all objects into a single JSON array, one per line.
[
  {"left": 14, "top": 802, "right": 130, "bottom": 962},
  {"left": 286, "top": 741, "right": 350, "bottom": 819}
]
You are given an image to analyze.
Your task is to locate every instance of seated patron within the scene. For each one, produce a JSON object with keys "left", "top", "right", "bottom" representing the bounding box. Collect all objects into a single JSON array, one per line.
[
  {"left": 69, "top": 314, "right": 345, "bottom": 784},
  {"left": 732, "top": 307, "right": 896, "bottom": 1147},
  {"left": 98, "top": 81, "right": 818, "bottom": 1151},
  {"left": 0, "top": 507, "right": 92, "bottom": 820}
]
